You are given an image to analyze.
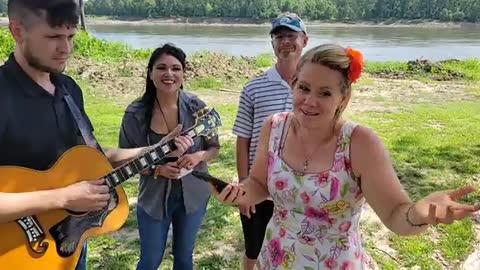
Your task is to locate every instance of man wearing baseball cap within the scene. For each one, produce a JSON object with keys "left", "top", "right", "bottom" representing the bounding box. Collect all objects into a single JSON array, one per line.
[{"left": 232, "top": 12, "right": 309, "bottom": 270}]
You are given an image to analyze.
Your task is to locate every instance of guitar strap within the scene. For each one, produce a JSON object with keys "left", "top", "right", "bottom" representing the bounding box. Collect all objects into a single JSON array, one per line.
[{"left": 62, "top": 86, "right": 105, "bottom": 155}]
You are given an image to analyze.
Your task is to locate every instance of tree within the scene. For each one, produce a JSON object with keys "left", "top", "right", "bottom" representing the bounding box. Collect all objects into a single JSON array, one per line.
[
  {"left": 79, "top": 0, "right": 86, "bottom": 31},
  {"left": 81, "top": 0, "right": 478, "bottom": 22},
  {"left": 0, "top": 0, "right": 6, "bottom": 14}
]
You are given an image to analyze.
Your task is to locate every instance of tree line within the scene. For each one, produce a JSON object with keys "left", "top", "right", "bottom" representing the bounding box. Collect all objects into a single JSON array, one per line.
[
  {"left": 0, "top": 0, "right": 478, "bottom": 22},
  {"left": 83, "top": 0, "right": 479, "bottom": 22}
]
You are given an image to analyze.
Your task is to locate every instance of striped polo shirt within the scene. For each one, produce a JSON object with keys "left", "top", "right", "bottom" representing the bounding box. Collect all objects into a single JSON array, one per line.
[{"left": 233, "top": 67, "right": 293, "bottom": 170}]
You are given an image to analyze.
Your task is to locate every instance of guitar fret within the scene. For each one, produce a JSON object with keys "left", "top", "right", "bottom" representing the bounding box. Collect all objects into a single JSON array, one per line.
[
  {"left": 111, "top": 172, "right": 120, "bottom": 184},
  {"left": 138, "top": 156, "right": 148, "bottom": 168},
  {"left": 117, "top": 167, "right": 128, "bottom": 181},
  {"left": 154, "top": 147, "right": 166, "bottom": 161},
  {"left": 132, "top": 159, "right": 141, "bottom": 172},
  {"left": 161, "top": 144, "right": 171, "bottom": 154},
  {"left": 149, "top": 150, "right": 160, "bottom": 162},
  {"left": 143, "top": 153, "right": 154, "bottom": 164},
  {"left": 124, "top": 164, "right": 134, "bottom": 177},
  {"left": 186, "top": 129, "right": 196, "bottom": 137},
  {"left": 105, "top": 175, "right": 114, "bottom": 187}
]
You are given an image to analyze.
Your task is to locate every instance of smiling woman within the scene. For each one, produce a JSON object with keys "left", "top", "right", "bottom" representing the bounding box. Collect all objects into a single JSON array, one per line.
[
  {"left": 118, "top": 43, "right": 221, "bottom": 270},
  {"left": 212, "top": 43, "right": 480, "bottom": 270}
]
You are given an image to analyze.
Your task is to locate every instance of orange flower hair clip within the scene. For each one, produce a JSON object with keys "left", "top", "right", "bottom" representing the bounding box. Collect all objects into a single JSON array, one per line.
[{"left": 345, "top": 48, "right": 364, "bottom": 84}]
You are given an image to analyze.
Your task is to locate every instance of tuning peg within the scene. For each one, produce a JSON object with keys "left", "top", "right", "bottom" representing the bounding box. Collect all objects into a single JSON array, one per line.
[{"left": 193, "top": 110, "right": 201, "bottom": 118}]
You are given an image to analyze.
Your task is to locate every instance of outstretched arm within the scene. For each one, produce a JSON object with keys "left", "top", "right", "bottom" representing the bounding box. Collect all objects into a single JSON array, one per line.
[
  {"left": 351, "top": 126, "right": 478, "bottom": 236},
  {"left": 213, "top": 116, "right": 273, "bottom": 206}
]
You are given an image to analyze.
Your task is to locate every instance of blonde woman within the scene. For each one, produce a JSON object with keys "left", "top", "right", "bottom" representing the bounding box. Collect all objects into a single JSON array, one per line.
[{"left": 213, "top": 44, "right": 479, "bottom": 269}]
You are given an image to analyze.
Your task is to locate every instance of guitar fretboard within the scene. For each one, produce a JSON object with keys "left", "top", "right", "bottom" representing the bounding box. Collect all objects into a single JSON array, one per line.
[{"left": 105, "top": 127, "right": 199, "bottom": 190}]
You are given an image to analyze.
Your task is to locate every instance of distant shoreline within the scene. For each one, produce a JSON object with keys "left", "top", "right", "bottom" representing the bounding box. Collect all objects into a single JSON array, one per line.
[{"left": 1, "top": 16, "right": 479, "bottom": 28}]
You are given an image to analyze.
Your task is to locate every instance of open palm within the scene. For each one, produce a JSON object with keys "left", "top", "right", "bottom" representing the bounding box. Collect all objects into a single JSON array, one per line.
[{"left": 416, "top": 186, "right": 479, "bottom": 225}]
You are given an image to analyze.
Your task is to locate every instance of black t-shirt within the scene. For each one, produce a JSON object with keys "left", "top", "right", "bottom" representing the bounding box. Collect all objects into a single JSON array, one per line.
[{"left": 0, "top": 54, "right": 94, "bottom": 171}]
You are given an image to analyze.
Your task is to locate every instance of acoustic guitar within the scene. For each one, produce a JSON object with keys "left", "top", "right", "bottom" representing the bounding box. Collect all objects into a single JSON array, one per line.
[{"left": 0, "top": 108, "right": 221, "bottom": 269}]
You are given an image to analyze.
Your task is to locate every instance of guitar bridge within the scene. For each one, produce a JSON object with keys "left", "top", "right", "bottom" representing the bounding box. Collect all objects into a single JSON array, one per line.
[{"left": 16, "top": 216, "right": 49, "bottom": 254}]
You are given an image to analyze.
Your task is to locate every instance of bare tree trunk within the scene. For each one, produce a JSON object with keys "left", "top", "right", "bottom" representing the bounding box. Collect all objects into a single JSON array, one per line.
[{"left": 79, "top": 0, "right": 86, "bottom": 31}]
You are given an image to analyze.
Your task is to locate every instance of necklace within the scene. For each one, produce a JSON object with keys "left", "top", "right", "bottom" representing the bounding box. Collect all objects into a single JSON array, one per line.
[
  {"left": 293, "top": 132, "right": 316, "bottom": 176},
  {"left": 292, "top": 124, "right": 336, "bottom": 177},
  {"left": 155, "top": 95, "right": 173, "bottom": 133}
]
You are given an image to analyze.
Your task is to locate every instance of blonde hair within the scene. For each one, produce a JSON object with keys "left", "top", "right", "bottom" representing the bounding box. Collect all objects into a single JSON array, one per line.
[
  {"left": 297, "top": 44, "right": 352, "bottom": 95},
  {"left": 296, "top": 44, "right": 353, "bottom": 122}
]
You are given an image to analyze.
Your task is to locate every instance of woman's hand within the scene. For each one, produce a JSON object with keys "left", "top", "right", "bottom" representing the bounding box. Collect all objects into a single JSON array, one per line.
[
  {"left": 239, "top": 205, "right": 256, "bottom": 219},
  {"left": 409, "top": 186, "right": 480, "bottom": 226},
  {"left": 154, "top": 162, "right": 181, "bottom": 179},
  {"left": 212, "top": 183, "right": 244, "bottom": 205},
  {"left": 170, "top": 136, "right": 194, "bottom": 157},
  {"left": 177, "top": 152, "right": 203, "bottom": 170}
]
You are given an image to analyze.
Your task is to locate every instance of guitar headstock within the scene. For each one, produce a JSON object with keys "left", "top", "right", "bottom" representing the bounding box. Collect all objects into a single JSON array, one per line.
[{"left": 192, "top": 107, "right": 222, "bottom": 139}]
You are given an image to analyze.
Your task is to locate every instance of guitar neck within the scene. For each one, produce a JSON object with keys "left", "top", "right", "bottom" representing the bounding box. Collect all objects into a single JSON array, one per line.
[{"left": 105, "top": 125, "right": 201, "bottom": 189}]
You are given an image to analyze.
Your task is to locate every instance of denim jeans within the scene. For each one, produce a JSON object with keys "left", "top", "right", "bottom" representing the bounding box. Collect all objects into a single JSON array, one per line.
[
  {"left": 75, "top": 244, "right": 87, "bottom": 270},
  {"left": 136, "top": 191, "right": 207, "bottom": 270}
]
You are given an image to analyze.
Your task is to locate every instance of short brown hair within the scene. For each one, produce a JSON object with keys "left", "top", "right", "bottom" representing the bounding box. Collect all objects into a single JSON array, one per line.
[{"left": 8, "top": 0, "right": 79, "bottom": 28}]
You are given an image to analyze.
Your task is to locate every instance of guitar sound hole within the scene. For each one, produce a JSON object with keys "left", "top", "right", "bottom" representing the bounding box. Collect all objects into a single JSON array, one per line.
[{"left": 66, "top": 210, "right": 88, "bottom": 216}]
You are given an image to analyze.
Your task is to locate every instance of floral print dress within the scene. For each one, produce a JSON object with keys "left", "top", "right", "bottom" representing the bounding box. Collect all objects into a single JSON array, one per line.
[{"left": 258, "top": 112, "right": 376, "bottom": 270}]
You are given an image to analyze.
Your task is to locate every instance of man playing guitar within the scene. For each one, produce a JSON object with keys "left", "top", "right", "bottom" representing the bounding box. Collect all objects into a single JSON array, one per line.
[{"left": 0, "top": 1, "right": 193, "bottom": 269}]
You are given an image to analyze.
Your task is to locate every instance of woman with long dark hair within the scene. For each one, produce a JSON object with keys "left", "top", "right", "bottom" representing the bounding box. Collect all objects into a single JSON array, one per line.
[{"left": 119, "top": 44, "right": 220, "bottom": 270}]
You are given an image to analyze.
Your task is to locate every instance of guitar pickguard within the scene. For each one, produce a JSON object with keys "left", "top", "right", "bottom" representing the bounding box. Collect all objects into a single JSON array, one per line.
[
  {"left": 49, "top": 189, "right": 119, "bottom": 258},
  {"left": 15, "top": 216, "right": 49, "bottom": 255}
]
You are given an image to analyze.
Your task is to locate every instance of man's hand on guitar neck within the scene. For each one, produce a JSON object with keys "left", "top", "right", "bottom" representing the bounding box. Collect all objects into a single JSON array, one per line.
[{"left": 58, "top": 179, "right": 111, "bottom": 212}]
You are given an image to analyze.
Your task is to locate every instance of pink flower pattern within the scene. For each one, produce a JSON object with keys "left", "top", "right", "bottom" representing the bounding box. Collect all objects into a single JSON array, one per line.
[{"left": 258, "top": 113, "right": 377, "bottom": 270}]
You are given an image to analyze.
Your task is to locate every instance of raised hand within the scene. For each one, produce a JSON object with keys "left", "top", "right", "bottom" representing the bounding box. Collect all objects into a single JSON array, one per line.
[{"left": 410, "top": 186, "right": 480, "bottom": 226}]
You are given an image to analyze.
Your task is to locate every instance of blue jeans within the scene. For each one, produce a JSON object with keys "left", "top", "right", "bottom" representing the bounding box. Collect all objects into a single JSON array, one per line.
[
  {"left": 136, "top": 191, "right": 207, "bottom": 270},
  {"left": 75, "top": 244, "right": 87, "bottom": 270}
]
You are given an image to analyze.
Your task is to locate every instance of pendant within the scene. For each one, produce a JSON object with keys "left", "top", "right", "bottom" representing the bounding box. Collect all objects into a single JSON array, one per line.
[
  {"left": 293, "top": 160, "right": 308, "bottom": 176},
  {"left": 293, "top": 170, "right": 304, "bottom": 177},
  {"left": 303, "top": 160, "right": 308, "bottom": 172}
]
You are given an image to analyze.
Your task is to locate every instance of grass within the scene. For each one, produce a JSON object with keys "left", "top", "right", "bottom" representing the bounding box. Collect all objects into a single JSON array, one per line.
[
  {"left": 442, "top": 59, "right": 480, "bottom": 82},
  {"left": 469, "top": 86, "right": 480, "bottom": 96},
  {"left": 254, "top": 53, "right": 275, "bottom": 68},
  {"left": 390, "top": 234, "right": 443, "bottom": 269},
  {"left": 365, "top": 58, "right": 480, "bottom": 82},
  {"left": 438, "top": 219, "right": 476, "bottom": 262},
  {"left": 365, "top": 61, "right": 409, "bottom": 74},
  {"left": 187, "top": 76, "right": 225, "bottom": 90}
]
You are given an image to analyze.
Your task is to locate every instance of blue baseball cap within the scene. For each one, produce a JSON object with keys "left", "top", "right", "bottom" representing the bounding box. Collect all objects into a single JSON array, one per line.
[{"left": 270, "top": 15, "right": 307, "bottom": 35}]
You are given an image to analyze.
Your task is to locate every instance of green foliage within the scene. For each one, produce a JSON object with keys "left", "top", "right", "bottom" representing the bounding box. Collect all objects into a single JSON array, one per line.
[
  {"left": 441, "top": 59, "right": 480, "bottom": 82},
  {"left": 365, "top": 59, "right": 480, "bottom": 82},
  {"left": 188, "top": 76, "right": 225, "bottom": 90},
  {"left": 0, "top": 28, "right": 152, "bottom": 62},
  {"left": 254, "top": 53, "right": 275, "bottom": 68},
  {"left": 0, "top": 0, "right": 6, "bottom": 14},
  {"left": 365, "top": 61, "right": 409, "bottom": 74},
  {"left": 84, "top": 0, "right": 480, "bottom": 22},
  {"left": 73, "top": 31, "right": 151, "bottom": 61},
  {"left": 0, "top": 28, "right": 15, "bottom": 61}
]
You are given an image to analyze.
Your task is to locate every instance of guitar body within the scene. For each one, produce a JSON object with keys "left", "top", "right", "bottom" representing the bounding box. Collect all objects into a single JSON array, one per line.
[{"left": 0, "top": 146, "right": 129, "bottom": 269}]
